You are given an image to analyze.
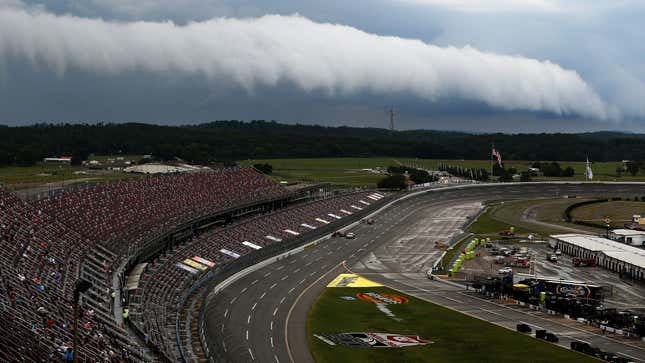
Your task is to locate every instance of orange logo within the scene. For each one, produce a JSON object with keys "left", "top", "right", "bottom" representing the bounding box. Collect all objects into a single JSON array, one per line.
[{"left": 356, "top": 292, "right": 408, "bottom": 304}]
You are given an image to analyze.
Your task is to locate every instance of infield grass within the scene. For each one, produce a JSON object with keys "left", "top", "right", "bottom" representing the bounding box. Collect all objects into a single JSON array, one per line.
[
  {"left": 240, "top": 158, "right": 645, "bottom": 187},
  {"left": 570, "top": 200, "right": 645, "bottom": 226},
  {"left": 308, "top": 286, "right": 596, "bottom": 363}
]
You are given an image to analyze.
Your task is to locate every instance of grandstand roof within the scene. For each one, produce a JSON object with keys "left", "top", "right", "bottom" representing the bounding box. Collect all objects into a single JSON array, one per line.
[{"left": 551, "top": 233, "right": 645, "bottom": 269}]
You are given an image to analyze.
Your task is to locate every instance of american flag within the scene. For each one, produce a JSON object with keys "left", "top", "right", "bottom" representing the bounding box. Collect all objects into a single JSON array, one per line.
[{"left": 492, "top": 148, "right": 502, "bottom": 167}]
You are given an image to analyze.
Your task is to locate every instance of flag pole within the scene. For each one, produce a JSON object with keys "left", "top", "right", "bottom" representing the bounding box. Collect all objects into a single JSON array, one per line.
[{"left": 490, "top": 143, "right": 494, "bottom": 178}]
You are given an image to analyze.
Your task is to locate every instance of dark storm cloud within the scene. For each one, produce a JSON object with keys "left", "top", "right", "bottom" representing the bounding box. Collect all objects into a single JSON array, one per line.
[{"left": 1, "top": 0, "right": 644, "bottom": 131}]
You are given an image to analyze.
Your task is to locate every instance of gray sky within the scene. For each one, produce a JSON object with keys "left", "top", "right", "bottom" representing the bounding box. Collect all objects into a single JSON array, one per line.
[{"left": 0, "top": 0, "right": 644, "bottom": 132}]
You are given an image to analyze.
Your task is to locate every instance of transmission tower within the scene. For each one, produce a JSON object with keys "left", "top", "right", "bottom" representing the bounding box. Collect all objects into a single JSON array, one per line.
[{"left": 388, "top": 106, "right": 396, "bottom": 131}]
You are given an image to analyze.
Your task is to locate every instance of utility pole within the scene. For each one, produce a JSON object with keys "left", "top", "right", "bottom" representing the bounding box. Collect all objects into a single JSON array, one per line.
[{"left": 388, "top": 106, "right": 396, "bottom": 131}]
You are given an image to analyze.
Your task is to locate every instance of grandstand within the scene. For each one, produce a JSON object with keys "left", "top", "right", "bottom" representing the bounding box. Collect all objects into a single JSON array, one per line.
[
  {"left": 129, "top": 191, "right": 377, "bottom": 360},
  {"left": 0, "top": 188, "right": 130, "bottom": 361},
  {"left": 0, "top": 166, "right": 384, "bottom": 361}
]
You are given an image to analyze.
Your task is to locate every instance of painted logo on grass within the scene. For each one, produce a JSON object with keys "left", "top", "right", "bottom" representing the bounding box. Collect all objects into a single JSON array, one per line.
[
  {"left": 314, "top": 332, "right": 432, "bottom": 348},
  {"left": 356, "top": 292, "right": 408, "bottom": 305},
  {"left": 356, "top": 292, "right": 408, "bottom": 321}
]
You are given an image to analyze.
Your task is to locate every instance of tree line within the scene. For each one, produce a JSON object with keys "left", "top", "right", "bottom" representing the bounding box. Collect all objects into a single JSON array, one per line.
[
  {"left": 377, "top": 165, "right": 438, "bottom": 189},
  {"left": 2, "top": 122, "right": 645, "bottom": 167}
]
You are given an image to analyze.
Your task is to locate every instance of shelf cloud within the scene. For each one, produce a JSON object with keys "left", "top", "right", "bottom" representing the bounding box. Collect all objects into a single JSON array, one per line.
[{"left": 0, "top": 7, "right": 614, "bottom": 120}]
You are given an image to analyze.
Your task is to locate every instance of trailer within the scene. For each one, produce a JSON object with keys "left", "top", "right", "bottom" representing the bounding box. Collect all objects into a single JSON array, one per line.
[{"left": 573, "top": 257, "right": 596, "bottom": 267}]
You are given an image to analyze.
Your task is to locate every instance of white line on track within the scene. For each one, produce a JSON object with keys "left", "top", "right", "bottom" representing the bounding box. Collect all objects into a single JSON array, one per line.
[
  {"left": 298, "top": 278, "right": 306, "bottom": 285},
  {"left": 248, "top": 314, "right": 251, "bottom": 324},
  {"left": 276, "top": 266, "right": 284, "bottom": 271},
  {"left": 224, "top": 309, "right": 228, "bottom": 318},
  {"left": 251, "top": 279, "right": 259, "bottom": 285},
  {"left": 252, "top": 302, "right": 257, "bottom": 310},
  {"left": 270, "top": 283, "right": 278, "bottom": 289},
  {"left": 273, "top": 307, "right": 279, "bottom": 316},
  {"left": 241, "top": 287, "right": 248, "bottom": 293},
  {"left": 288, "top": 287, "right": 295, "bottom": 294},
  {"left": 293, "top": 268, "right": 301, "bottom": 273},
  {"left": 442, "top": 295, "right": 464, "bottom": 304},
  {"left": 270, "top": 321, "right": 273, "bottom": 330},
  {"left": 281, "top": 275, "right": 288, "bottom": 281},
  {"left": 479, "top": 308, "right": 506, "bottom": 318},
  {"left": 248, "top": 348, "right": 255, "bottom": 360},
  {"left": 246, "top": 330, "right": 249, "bottom": 340},
  {"left": 230, "top": 297, "right": 237, "bottom": 304},
  {"left": 264, "top": 272, "right": 272, "bottom": 277},
  {"left": 270, "top": 336, "right": 274, "bottom": 348},
  {"left": 280, "top": 297, "right": 286, "bottom": 305},
  {"left": 260, "top": 292, "right": 266, "bottom": 299},
  {"left": 275, "top": 355, "right": 280, "bottom": 363}
]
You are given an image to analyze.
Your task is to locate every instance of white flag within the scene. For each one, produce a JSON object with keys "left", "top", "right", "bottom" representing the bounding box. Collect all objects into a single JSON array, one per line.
[{"left": 585, "top": 157, "right": 593, "bottom": 180}]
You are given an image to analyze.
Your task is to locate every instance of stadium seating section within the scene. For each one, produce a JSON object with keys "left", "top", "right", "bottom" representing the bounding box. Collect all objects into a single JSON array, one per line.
[
  {"left": 130, "top": 192, "right": 376, "bottom": 359},
  {"left": 0, "top": 166, "right": 380, "bottom": 361}
]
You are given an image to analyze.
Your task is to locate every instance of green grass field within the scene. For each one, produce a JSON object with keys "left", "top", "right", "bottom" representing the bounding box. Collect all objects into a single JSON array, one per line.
[
  {"left": 570, "top": 200, "right": 645, "bottom": 226},
  {"left": 240, "top": 158, "right": 645, "bottom": 187},
  {"left": 0, "top": 164, "right": 138, "bottom": 188},
  {"left": 308, "top": 286, "right": 596, "bottom": 363},
  {"left": 469, "top": 199, "right": 604, "bottom": 236},
  {"left": 240, "top": 157, "right": 402, "bottom": 187}
]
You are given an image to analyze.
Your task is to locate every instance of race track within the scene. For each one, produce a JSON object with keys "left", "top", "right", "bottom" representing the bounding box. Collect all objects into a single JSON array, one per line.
[{"left": 203, "top": 183, "right": 645, "bottom": 363}]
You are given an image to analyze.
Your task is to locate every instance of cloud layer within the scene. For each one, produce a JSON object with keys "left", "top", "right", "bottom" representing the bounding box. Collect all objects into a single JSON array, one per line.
[{"left": 0, "top": 7, "right": 613, "bottom": 120}]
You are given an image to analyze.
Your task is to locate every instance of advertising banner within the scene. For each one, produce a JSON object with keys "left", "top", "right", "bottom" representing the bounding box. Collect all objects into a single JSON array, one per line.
[{"left": 315, "top": 332, "right": 432, "bottom": 348}]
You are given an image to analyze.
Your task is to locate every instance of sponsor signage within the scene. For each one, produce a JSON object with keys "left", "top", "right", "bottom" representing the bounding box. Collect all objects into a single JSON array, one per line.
[
  {"left": 284, "top": 229, "right": 300, "bottom": 236},
  {"left": 356, "top": 292, "right": 408, "bottom": 305},
  {"left": 316, "top": 332, "right": 431, "bottom": 348},
  {"left": 350, "top": 205, "right": 363, "bottom": 210},
  {"left": 183, "top": 259, "right": 207, "bottom": 270},
  {"left": 220, "top": 249, "right": 240, "bottom": 258},
  {"left": 265, "top": 235, "right": 282, "bottom": 242},
  {"left": 554, "top": 283, "right": 592, "bottom": 298},
  {"left": 315, "top": 218, "right": 330, "bottom": 224},
  {"left": 191, "top": 256, "right": 215, "bottom": 267},
  {"left": 359, "top": 200, "right": 371, "bottom": 205},
  {"left": 176, "top": 262, "right": 198, "bottom": 274},
  {"left": 340, "top": 209, "right": 353, "bottom": 215},
  {"left": 328, "top": 213, "right": 342, "bottom": 219},
  {"left": 301, "top": 223, "right": 317, "bottom": 230},
  {"left": 242, "top": 241, "right": 262, "bottom": 250},
  {"left": 327, "top": 274, "right": 382, "bottom": 288}
]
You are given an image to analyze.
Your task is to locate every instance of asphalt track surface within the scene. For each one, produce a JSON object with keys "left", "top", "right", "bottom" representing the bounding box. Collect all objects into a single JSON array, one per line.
[{"left": 204, "top": 183, "right": 645, "bottom": 363}]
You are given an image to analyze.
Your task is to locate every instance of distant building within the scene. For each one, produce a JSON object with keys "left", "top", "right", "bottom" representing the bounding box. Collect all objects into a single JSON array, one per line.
[
  {"left": 43, "top": 156, "right": 72, "bottom": 164},
  {"left": 123, "top": 163, "right": 205, "bottom": 174},
  {"left": 609, "top": 229, "right": 645, "bottom": 247},
  {"left": 550, "top": 234, "right": 645, "bottom": 280}
]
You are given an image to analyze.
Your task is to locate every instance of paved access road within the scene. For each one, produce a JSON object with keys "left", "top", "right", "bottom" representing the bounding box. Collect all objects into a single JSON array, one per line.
[{"left": 203, "top": 183, "right": 645, "bottom": 363}]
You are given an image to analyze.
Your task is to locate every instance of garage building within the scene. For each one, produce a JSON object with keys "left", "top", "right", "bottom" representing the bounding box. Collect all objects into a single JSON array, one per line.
[{"left": 550, "top": 234, "right": 645, "bottom": 281}]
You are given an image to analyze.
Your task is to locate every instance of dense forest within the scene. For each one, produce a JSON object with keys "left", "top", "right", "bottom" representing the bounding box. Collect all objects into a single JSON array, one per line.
[{"left": 0, "top": 121, "right": 644, "bottom": 166}]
